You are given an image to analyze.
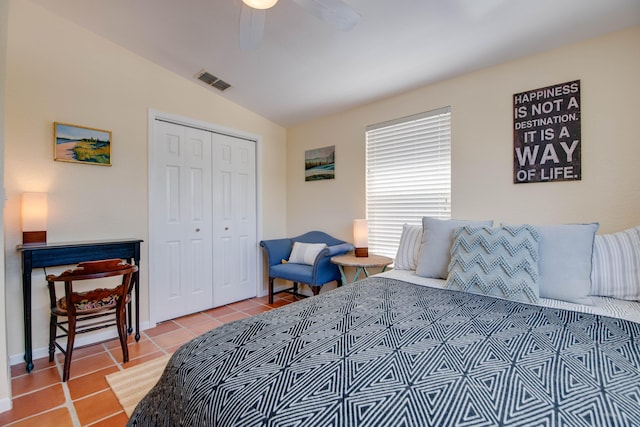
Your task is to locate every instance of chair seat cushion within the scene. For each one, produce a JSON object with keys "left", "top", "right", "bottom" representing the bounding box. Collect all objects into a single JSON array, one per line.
[
  {"left": 55, "top": 287, "right": 130, "bottom": 314},
  {"left": 270, "top": 263, "right": 314, "bottom": 284}
]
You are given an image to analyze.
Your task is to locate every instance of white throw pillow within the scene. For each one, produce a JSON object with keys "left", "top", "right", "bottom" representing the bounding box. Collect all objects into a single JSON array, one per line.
[
  {"left": 394, "top": 224, "right": 422, "bottom": 270},
  {"left": 288, "top": 242, "right": 327, "bottom": 265},
  {"left": 591, "top": 226, "right": 640, "bottom": 300}
]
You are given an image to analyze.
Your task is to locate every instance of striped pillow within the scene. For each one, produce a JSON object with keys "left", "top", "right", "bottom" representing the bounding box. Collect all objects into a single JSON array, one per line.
[
  {"left": 591, "top": 226, "right": 640, "bottom": 300},
  {"left": 394, "top": 224, "right": 422, "bottom": 270},
  {"left": 288, "top": 242, "right": 327, "bottom": 265}
]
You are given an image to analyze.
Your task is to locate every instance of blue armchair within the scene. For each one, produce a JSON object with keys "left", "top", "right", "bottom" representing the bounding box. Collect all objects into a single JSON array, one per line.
[{"left": 260, "top": 231, "right": 354, "bottom": 303}]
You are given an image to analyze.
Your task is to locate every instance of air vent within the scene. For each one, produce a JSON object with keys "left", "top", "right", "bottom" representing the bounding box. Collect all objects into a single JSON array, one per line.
[{"left": 195, "top": 70, "right": 232, "bottom": 92}]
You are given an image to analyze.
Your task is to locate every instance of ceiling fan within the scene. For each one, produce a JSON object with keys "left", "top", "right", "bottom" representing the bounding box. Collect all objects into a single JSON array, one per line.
[{"left": 240, "top": 0, "right": 361, "bottom": 50}]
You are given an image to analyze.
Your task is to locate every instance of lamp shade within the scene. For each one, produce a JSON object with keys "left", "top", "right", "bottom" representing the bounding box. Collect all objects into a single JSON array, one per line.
[
  {"left": 242, "top": 0, "right": 278, "bottom": 9},
  {"left": 21, "top": 192, "right": 48, "bottom": 244},
  {"left": 353, "top": 219, "right": 368, "bottom": 257}
]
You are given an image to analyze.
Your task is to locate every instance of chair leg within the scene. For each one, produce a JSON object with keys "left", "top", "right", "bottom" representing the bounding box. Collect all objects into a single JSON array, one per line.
[
  {"left": 293, "top": 282, "right": 298, "bottom": 295},
  {"left": 49, "top": 314, "right": 57, "bottom": 362},
  {"left": 337, "top": 279, "right": 343, "bottom": 288},
  {"left": 116, "top": 306, "right": 130, "bottom": 363},
  {"left": 62, "top": 316, "right": 76, "bottom": 382},
  {"left": 269, "top": 277, "right": 275, "bottom": 304},
  {"left": 311, "top": 286, "right": 320, "bottom": 296}
]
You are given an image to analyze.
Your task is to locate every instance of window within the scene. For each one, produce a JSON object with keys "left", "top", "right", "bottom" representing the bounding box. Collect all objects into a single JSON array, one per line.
[{"left": 365, "top": 107, "right": 451, "bottom": 258}]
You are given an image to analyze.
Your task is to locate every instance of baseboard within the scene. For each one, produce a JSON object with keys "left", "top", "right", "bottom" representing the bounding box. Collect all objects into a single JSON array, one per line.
[
  {"left": 9, "top": 320, "right": 153, "bottom": 367},
  {"left": 0, "top": 396, "right": 12, "bottom": 413}
]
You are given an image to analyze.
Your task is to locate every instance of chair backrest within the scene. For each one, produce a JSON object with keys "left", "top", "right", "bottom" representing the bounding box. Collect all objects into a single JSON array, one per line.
[
  {"left": 292, "top": 231, "right": 346, "bottom": 246},
  {"left": 46, "top": 259, "right": 138, "bottom": 315}
]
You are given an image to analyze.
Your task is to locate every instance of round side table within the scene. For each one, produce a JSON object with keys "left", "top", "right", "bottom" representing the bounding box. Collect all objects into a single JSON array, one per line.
[{"left": 331, "top": 253, "right": 393, "bottom": 284}]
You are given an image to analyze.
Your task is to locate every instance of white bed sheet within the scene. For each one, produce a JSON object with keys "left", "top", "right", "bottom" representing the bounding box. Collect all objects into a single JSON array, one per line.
[{"left": 378, "top": 269, "right": 640, "bottom": 324}]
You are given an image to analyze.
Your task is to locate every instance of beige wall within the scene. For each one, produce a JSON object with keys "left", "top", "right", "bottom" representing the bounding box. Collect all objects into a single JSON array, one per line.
[
  {"left": 0, "top": 0, "right": 10, "bottom": 412},
  {"left": 287, "top": 26, "right": 640, "bottom": 243},
  {"left": 4, "top": 0, "right": 287, "bottom": 366}
]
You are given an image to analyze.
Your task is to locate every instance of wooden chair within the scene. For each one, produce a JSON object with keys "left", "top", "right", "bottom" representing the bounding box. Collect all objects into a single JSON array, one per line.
[{"left": 46, "top": 259, "right": 138, "bottom": 381}]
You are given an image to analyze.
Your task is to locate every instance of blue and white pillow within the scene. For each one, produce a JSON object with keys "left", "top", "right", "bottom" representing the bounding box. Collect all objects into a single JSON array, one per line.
[
  {"left": 288, "top": 242, "right": 327, "bottom": 265},
  {"left": 445, "top": 225, "right": 541, "bottom": 304},
  {"left": 591, "top": 226, "right": 640, "bottom": 300}
]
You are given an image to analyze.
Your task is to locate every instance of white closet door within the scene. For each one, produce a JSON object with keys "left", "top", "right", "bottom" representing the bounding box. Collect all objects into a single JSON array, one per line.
[
  {"left": 151, "top": 120, "right": 213, "bottom": 322},
  {"left": 212, "top": 133, "right": 257, "bottom": 305}
]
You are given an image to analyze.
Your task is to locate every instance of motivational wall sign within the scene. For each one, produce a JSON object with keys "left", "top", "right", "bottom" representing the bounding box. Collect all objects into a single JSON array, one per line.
[{"left": 513, "top": 80, "right": 581, "bottom": 184}]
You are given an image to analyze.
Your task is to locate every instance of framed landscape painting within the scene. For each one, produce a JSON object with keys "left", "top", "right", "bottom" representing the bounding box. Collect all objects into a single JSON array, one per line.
[
  {"left": 305, "top": 145, "right": 335, "bottom": 181},
  {"left": 54, "top": 122, "right": 112, "bottom": 166}
]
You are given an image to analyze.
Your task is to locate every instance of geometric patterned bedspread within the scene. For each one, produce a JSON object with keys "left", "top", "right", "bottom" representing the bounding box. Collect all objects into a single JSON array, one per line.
[{"left": 127, "top": 277, "right": 640, "bottom": 427}]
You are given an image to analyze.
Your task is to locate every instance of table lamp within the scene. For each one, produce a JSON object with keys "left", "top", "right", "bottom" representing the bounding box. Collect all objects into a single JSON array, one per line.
[
  {"left": 22, "top": 192, "right": 48, "bottom": 244},
  {"left": 353, "top": 219, "right": 369, "bottom": 257}
]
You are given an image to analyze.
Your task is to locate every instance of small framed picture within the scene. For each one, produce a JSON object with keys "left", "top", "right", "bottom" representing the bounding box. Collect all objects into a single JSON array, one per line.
[
  {"left": 305, "top": 145, "right": 335, "bottom": 181},
  {"left": 54, "top": 122, "right": 112, "bottom": 166}
]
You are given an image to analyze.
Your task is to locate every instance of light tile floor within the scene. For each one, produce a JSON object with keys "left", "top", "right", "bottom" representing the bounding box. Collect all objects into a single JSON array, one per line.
[{"left": 0, "top": 294, "right": 296, "bottom": 426}]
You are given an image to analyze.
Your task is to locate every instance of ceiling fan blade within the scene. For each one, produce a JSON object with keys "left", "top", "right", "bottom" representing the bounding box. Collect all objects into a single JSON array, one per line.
[
  {"left": 240, "top": 4, "right": 266, "bottom": 50},
  {"left": 292, "top": 0, "right": 360, "bottom": 32}
]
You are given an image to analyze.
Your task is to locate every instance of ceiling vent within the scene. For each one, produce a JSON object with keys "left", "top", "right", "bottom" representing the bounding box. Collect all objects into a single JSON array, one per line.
[{"left": 195, "top": 70, "right": 231, "bottom": 92}]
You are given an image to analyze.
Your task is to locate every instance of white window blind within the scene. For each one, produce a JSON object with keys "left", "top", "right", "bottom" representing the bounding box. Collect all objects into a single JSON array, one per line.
[{"left": 365, "top": 106, "right": 451, "bottom": 259}]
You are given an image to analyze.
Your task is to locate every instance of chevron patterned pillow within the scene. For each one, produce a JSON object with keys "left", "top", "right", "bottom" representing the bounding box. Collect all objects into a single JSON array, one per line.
[
  {"left": 445, "top": 225, "right": 541, "bottom": 303},
  {"left": 416, "top": 217, "right": 493, "bottom": 278}
]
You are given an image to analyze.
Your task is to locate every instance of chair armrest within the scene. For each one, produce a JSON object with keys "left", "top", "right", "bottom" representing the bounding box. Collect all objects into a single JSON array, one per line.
[
  {"left": 260, "top": 238, "right": 293, "bottom": 268},
  {"left": 310, "top": 243, "right": 355, "bottom": 285},
  {"left": 326, "top": 243, "right": 355, "bottom": 257}
]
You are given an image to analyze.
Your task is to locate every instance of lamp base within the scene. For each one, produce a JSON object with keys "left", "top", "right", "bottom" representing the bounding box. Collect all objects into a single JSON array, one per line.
[
  {"left": 23, "top": 231, "right": 47, "bottom": 245},
  {"left": 355, "top": 247, "right": 368, "bottom": 257}
]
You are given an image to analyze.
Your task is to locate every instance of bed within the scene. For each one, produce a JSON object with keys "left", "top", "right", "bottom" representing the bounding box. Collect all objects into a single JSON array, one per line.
[{"left": 128, "top": 221, "right": 640, "bottom": 426}]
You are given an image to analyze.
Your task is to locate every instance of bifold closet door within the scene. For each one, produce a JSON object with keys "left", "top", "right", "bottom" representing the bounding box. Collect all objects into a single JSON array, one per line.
[
  {"left": 151, "top": 119, "right": 258, "bottom": 322},
  {"left": 212, "top": 133, "right": 257, "bottom": 305},
  {"left": 151, "top": 120, "right": 214, "bottom": 322}
]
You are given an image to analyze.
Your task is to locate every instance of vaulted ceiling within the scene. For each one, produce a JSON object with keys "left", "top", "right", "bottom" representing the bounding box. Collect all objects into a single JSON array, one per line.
[{"left": 30, "top": 0, "right": 640, "bottom": 127}]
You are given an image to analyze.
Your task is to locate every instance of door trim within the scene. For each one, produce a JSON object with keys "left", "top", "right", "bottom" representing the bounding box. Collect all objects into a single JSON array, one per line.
[{"left": 147, "top": 109, "right": 263, "bottom": 327}]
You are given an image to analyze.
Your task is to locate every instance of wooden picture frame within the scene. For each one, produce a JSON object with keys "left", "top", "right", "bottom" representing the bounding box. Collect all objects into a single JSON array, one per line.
[{"left": 54, "top": 122, "right": 112, "bottom": 166}]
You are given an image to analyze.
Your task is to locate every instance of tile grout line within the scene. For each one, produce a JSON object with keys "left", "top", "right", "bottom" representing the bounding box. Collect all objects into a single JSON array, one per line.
[
  {"left": 56, "top": 347, "right": 84, "bottom": 427},
  {"left": 7, "top": 356, "right": 83, "bottom": 427},
  {"left": 4, "top": 354, "right": 73, "bottom": 426},
  {"left": 102, "top": 341, "right": 124, "bottom": 372},
  {"left": 73, "top": 338, "right": 155, "bottom": 425},
  {"left": 60, "top": 377, "right": 82, "bottom": 427}
]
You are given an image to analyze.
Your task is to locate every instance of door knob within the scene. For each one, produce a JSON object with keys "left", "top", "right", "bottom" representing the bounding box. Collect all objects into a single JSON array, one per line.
[{"left": 195, "top": 228, "right": 200, "bottom": 232}]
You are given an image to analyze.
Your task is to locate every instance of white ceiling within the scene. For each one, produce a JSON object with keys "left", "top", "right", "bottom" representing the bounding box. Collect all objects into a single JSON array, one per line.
[{"left": 30, "top": 0, "right": 640, "bottom": 127}]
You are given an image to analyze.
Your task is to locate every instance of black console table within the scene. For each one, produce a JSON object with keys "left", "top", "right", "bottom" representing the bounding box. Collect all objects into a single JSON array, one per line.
[{"left": 17, "top": 238, "right": 143, "bottom": 373}]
